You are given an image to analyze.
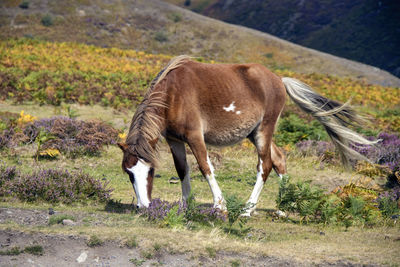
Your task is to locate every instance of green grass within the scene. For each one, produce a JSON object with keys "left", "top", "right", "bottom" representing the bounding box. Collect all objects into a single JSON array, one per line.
[{"left": 0, "top": 103, "right": 399, "bottom": 265}]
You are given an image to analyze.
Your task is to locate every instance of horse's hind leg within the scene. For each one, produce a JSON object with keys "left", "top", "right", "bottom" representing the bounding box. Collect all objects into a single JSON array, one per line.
[
  {"left": 186, "top": 134, "right": 225, "bottom": 210},
  {"left": 244, "top": 125, "right": 275, "bottom": 216},
  {"left": 167, "top": 138, "right": 191, "bottom": 202}
]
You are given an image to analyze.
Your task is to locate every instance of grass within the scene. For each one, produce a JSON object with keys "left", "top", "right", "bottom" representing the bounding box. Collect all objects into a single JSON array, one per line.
[
  {"left": 0, "top": 103, "right": 399, "bottom": 265},
  {"left": 0, "top": 245, "right": 44, "bottom": 256},
  {"left": 87, "top": 235, "right": 104, "bottom": 247},
  {"left": 48, "top": 214, "right": 76, "bottom": 225}
]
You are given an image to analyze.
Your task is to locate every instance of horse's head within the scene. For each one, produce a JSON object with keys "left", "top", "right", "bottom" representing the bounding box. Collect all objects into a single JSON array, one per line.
[{"left": 118, "top": 142, "right": 154, "bottom": 208}]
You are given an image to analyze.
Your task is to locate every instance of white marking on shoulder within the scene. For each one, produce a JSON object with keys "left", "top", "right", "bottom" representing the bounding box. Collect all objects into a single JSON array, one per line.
[
  {"left": 223, "top": 101, "right": 236, "bottom": 112},
  {"left": 127, "top": 159, "right": 151, "bottom": 208}
]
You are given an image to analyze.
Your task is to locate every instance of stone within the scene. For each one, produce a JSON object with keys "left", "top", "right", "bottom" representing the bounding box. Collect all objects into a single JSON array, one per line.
[{"left": 62, "top": 219, "right": 76, "bottom": 226}]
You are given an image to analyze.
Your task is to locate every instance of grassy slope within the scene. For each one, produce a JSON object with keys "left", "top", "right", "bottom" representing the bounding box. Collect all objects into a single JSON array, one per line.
[
  {"left": 0, "top": 103, "right": 398, "bottom": 265},
  {"left": 0, "top": 0, "right": 399, "bottom": 87}
]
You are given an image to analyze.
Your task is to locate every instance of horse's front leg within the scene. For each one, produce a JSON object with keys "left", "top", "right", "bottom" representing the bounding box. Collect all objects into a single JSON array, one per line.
[
  {"left": 187, "top": 134, "right": 226, "bottom": 210},
  {"left": 166, "top": 138, "right": 191, "bottom": 203}
]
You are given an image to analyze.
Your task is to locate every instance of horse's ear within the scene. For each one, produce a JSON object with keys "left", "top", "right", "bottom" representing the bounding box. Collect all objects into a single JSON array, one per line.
[{"left": 117, "top": 142, "right": 129, "bottom": 151}]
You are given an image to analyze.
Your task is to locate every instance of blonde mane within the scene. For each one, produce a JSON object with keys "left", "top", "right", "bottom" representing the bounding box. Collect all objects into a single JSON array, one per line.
[{"left": 126, "top": 55, "right": 191, "bottom": 166}]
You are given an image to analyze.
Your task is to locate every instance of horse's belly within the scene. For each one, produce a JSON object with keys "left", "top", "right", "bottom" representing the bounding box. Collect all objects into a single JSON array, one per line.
[{"left": 203, "top": 119, "right": 259, "bottom": 146}]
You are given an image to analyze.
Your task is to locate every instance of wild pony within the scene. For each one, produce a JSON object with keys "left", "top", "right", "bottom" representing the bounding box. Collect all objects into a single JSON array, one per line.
[{"left": 118, "top": 56, "right": 375, "bottom": 216}]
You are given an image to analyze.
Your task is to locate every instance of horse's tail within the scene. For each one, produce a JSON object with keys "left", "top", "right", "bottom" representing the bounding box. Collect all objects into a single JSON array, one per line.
[{"left": 281, "top": 77, "right": 377, "bottom": 168}]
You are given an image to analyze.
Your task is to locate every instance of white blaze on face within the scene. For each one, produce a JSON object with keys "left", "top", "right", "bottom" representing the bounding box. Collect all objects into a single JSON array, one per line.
[{"left": 127, "top": 159, "right": 151, "bottom": 208}]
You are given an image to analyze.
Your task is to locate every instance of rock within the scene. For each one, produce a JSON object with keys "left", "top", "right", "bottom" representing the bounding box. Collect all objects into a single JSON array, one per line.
[
  {"left": 62, "top": 219, "right": 76, "bottom": 226},
  {"left": 320, "top": 231, "right": 326, "bottom": 236},
  {"left": 275, "top": 210, "right": 286, "bottom": 218},
  {"left": 76, "top": 251, "right": 88, "bottom": 263},
  {"left": 48, "top": 208, "right": 55, "bottom": 215}
]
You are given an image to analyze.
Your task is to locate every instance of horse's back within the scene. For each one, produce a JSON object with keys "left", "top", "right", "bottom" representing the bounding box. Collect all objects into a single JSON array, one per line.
[{"left": 164, "top": 60, "right": 286, "bottom": 146}]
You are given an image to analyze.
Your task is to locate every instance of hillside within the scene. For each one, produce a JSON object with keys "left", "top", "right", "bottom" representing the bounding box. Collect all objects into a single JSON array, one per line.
[
  {"left": 165, "top": 0, "right": 400, "bottom": 79},
  {"left": 1, "top": 0, "right": 399, "bottom": 87}
]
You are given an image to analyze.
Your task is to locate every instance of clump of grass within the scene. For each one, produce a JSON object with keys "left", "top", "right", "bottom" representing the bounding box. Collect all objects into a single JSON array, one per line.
[
  {"left": 168, "top": 12, "right": 182, "bottom": 22},
  {"left": 205, "top": 246, "right": 216, "bottom": 258},
  {"left": 129, "top": 258, "right": 145, "bottom": 266},
  {"left": 41, "top": 14, "right": 53, "bottom": 26},
  {"left": 24, "top": 245, "right": 44, "bottom": 256},
  {"left": 154, "top": 31, "right": 168, "bottom": 42},
  {"left": 0, "top": 246, "right": 23, "bottom": 255},
  {"left": 126, "top": 236, "right": 138, "bottom": 248},
  {"left": 19, "top": 1, "right": 29, "bottom": 9},
  {"left": 230, "top": 259, "right": 241, "bottom": 267},
  {"left": 153, "top": 243, "right": 161, "bottom": 251},
  {"left": 0, "top": 245, "right": 44, "bottom": 256},
  {"left": 87, "top": 235, "right": 103, "bottom": 247},
  {"left": 48, "top": 214, "right": 75, "bottom": 225},
  {"left": 141, "top": 250, "right": 153, "bottom": 259}
]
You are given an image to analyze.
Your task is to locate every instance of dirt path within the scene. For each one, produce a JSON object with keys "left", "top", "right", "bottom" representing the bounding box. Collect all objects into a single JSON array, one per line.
[{"left": 0, "top": 207, "right": 377, "bottom": 266}]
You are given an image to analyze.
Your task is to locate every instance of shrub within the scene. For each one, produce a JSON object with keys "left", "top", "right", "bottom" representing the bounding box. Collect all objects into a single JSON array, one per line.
[
  {"left": 24, "top": 116, "right": 119, "bottom": 158},
  {"left": 352, "top": 132, "right": 400, "bottom": 171},
  {"left": 376, "top": 188, "right": 400, "bottom": 217},
  {"left": 139, "top": 197, "right": 225, "bottom": 228},
  {"left": 41, "top": 14, "right": 53, "bottom": 26},
  {"left": 275, "top": 114, "right": 327, "bottom": 146},
  {"left": 277, "top": 175, "right": 383, "bottom": 226},
  {"left": 0, "top": 163, "right": 18, "bottom": 196},
  {"left": 0, "top": 163, "right": 113, "bottom": 203},
  {"left": 19, "top": 1, "right": 29, "bottom": 9},
  {"left": 154, "top": 31, "right": 168, "bottom": 42}
]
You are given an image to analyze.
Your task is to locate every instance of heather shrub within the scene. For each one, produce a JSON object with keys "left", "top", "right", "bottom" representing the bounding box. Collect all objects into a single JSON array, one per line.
[
  {"left": 0, "top": 164, "right": 113, "bottom": 203},
  {"left": 0, "top": 163, "right": 18, "bottom": 196},
  {"left": 184, "top": 194, "right": 225, "bottom": 226},
  {"left": 139, "top": 197, "right": 225, "bottom": 228},
  {"left": 353, "top": 132, "right": 400, "bottom": 171},
  {"left": 24, "top": 116, "right": 119, "bottom": 158}
]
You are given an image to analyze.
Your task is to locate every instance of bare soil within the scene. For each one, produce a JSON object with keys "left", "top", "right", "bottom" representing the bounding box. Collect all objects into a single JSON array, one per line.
[{"left": 0, "top": 207, "right": 379, "bottom": 266}]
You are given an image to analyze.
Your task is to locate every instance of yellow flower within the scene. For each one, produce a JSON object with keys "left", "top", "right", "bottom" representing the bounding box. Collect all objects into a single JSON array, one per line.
[
  {"left": 17, "top": 110, "right": 37, "bottom": 125},
  {"left": 118, "top": 132, "right": 127, "bottom": 141}
]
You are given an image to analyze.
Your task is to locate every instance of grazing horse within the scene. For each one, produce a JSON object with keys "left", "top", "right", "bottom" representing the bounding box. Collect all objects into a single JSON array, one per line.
[{"left": 118, "top": 56, "right": 375, "bottom": 215}]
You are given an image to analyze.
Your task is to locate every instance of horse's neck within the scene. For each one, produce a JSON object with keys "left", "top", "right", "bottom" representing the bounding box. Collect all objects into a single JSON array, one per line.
[{"left": 127, "top": 93, "right": 167, "bottom": 165}]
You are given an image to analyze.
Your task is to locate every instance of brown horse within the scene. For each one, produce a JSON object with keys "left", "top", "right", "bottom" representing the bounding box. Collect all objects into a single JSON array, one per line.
[{"left": 118, "top": 56, "right": 374, "bottom": 215}]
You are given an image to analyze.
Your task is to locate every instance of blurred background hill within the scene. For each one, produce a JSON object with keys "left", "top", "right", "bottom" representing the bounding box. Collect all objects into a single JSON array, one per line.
[{"left": 165, "top": 0, "right": 400, "bottom": 79}]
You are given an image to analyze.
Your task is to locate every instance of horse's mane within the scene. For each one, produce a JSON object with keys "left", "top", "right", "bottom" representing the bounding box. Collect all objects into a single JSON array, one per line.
[{"left": 126, "top": 55, "right": 191, "bottom": 166}]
